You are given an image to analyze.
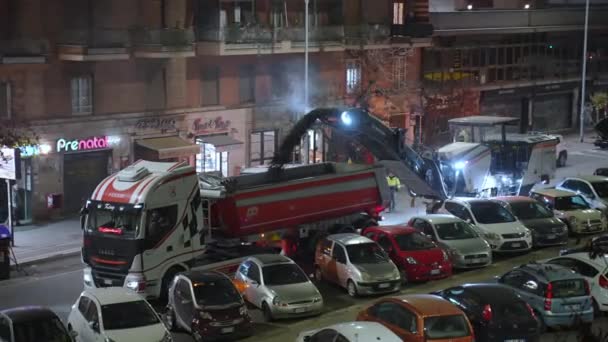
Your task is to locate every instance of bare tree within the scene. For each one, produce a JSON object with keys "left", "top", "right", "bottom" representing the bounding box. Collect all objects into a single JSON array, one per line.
[{"left": 0, "top": 119, "right": 38, "bottom": 159}]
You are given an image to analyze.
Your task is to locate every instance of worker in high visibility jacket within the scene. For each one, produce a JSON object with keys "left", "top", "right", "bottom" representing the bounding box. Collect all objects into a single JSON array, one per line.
[{"left": 387, "top": 171, "right": 401, "bottom": 212}]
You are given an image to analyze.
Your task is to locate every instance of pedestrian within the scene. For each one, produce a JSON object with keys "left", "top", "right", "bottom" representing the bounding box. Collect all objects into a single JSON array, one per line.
[
  {"left": 11, "top": 184, "right": 20, "bottom": 226},
  {"left": 386, "top": 171, "right": 401, "bottom": 212}
]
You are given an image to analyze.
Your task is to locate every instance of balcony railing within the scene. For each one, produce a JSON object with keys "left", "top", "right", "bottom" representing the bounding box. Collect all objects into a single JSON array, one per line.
[
  {"left": 0, "top": 39, "right": 49, "bottom": 57},
  {"left": 431, "top": 8, "right": 608, "bottom": 34},
  {"left": 59, "top": 29, "right": 130, "bottom": 48},
  {"left": 131, "top": 28, "right": 195, "bottom": 47},
  {"left": 197, "top": 25, "right": 345, "bottom": 44},
  {"left": 281, "top": 26, "right": 344, "bottom": 42},
  {"left": 391, "top": 22, "right": 434, "bottom": 38},
  {"left": 344, "top": 24, "right": 391, "bottom": 44}
]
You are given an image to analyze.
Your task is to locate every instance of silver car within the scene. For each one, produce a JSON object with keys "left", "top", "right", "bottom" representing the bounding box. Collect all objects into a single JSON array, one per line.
[
  {"left": 235, "top": 254, "right": 323, "bottom": 321},
  {"left": 409, "top": 214, "right": 492, "bottom": 268}
]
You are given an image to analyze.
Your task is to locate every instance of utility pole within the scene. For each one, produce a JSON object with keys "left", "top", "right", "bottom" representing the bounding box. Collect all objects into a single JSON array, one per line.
[
  {"left": 304, "top": 0, "right": 310, "bottom": 117},
  {"left": 579, "top": 0, "right": 590, "bottom": 142}
]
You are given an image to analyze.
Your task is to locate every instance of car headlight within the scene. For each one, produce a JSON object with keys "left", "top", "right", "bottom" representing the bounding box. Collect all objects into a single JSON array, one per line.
[
  {"left": 239, "top": 305, "right": 248, "bottom": 316},
  {"left": 312, "top": 296, "right": 322, "bottom": 303},
  {"left": 272, "top": 296, "right": 288, "bottom": 307},
  {"left": 199, "top": 311, "right": 213, "bottom": 320},
  {"left": 441, "top": 250, "right": 449, "bottom": 261},
  {"left": 569, "top": 216, "right": 578, "bottom": 227},
  {"left": 485, "top": 232, "right": 500, "bottom": 240},
  {"left": 358, "top": 269, "right": 372, "bottom": 282},
  {"left": 160, "top": 331, "right": 172, "bottom": 342},
  {"left": 524, "top": 230, "right": 532, "bottom": 237}
]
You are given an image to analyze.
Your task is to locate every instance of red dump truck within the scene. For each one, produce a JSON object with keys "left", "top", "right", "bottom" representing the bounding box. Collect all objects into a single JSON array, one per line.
[{"left": 80, "top": 160, "right": 389, "bottom": 299}]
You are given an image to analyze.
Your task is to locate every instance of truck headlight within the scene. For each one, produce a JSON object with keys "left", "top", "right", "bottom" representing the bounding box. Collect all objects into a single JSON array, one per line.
[{"left": 125, "top": 274, "right": 146, "bottom": 293}]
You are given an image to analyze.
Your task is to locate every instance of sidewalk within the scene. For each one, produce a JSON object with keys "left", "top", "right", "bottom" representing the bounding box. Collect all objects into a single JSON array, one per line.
[{"left": 9, "top": 218, "right": 82, "bottom": 269}]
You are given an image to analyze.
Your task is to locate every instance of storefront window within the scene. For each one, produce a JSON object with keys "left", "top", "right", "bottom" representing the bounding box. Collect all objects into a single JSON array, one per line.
[
  {"left": 196, "top": 138, "right": 229, "bottom": 177},
  {"left": 249, "top": 130, "right": 276, "bottom": 166}
]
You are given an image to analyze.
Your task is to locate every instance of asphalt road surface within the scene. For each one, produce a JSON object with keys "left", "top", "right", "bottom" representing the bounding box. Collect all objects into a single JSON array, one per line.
[{"left": 2, "top": 142, "right": 608, "bottom": 342}]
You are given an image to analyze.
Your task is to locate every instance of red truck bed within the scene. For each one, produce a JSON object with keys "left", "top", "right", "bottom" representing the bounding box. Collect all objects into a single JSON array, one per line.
[{"left": 208, "top": 163, "right": 389, "bottom": 237}]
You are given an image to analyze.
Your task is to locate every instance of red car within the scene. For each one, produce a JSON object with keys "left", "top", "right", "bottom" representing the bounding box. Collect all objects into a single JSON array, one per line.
[{"left": 362, "top": 226, "right": 452, "bottom": 283}]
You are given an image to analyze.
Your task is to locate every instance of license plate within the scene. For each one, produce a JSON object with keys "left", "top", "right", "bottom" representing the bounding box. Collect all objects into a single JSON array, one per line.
[
  {"left": 221, "top": 327, "right": 235, "bottom": 334},
  {"left": 294, "top": 307, "right": 308, "bottom": 313},
  {"left": 378, "top": 283, "right": 391, "bottom": 289},
  {"left": 430, "top": 269, "right": 441, "bottom": 275},
  {"left": 568, "top": 304, "right": 581, "bottom": 311},
  {"left": 511, "top": 242, "right": 521, "bottom": 248},
  {"left": 546, "top": 234, "right": 556, "bottom": 239},
  {"left": 471, "top": 258, "right": 483, "bottom": 264}
]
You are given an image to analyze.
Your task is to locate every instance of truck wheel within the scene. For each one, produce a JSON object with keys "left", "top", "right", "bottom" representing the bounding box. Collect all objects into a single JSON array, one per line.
[
  {"left": 160, "top": 266, "right": 184, "bottom": 303},
  {"left": 557, "top": 151, "right": 567, "bottom": 167}
]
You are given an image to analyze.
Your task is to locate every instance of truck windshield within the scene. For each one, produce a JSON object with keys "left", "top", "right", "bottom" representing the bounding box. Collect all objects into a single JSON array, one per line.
[
  {"left": 87, "top": 202, "right": 142, "bottom": 238},
  {"left": 554, "top": 195, "right": 590, "bottom": 210}
]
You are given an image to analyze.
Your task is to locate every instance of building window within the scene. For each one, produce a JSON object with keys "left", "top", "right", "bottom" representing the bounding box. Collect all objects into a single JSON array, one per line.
[
  {"left": 0, "top": 82, "right": 10, "bottom": 119},
  {"left": 270, "top": 64, "right": 287, "bottom": 99},
  {"left": 201, "top": 67, "right": 220, "bottom": 106},
  {"left": 239, "top": 65, "right": 255, "bottom": 104},
  {"left": 71, "top": 76, "right": 93, "bottom": 115},
  {"left": 196, "top": 136, "right": 229, "bottom": 177},
  {"left": 393, "top": 56, "right": 407, "bottom": 89},
  {"left": 250, "top": 130, "right": 276, "bottom": 166},
  {"left": 393, "top": 2, "right": 405, "bottom": 25},
  {"left": 346, "top": 60, "right": 361, "bottom": 94}
]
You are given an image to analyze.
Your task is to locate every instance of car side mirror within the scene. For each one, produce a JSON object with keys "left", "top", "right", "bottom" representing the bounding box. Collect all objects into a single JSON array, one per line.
[
  {"left": 88, "top": 321, "right": 99, "bottom": 332},
  {"left": 524, "top": 281, "right": 538, "bottom": 290}
]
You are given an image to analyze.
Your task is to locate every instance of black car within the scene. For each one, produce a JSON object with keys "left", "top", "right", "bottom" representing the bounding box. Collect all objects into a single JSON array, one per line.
[
  {"left": 0, "top": 306, "right": 74, "bottom": 342},
  {"left": 433, "top": 283, "right": 541, "bottom": 342},
  {"left": 166, "top": 270, "right": 252, "bottom": 341}
]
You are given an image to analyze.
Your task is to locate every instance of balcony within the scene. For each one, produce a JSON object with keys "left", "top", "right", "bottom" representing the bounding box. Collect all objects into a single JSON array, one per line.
[
  {"left": 344, "top": 24, "right": 432, "bottom": 49},
  {"left": 431, "top": 8, "right": 608, "bottom": 35},
  {"left": 58, "top": 29, "right": 130, "bottom": 61},
  {"left": 0, "top": 39, "right": 48, "bottom": 64},
  {"left": 196, "top": 24, "right": 345, "bottom": 56},
  {"left": 131, "top": 28, "right": 195, "bottom": 58}
]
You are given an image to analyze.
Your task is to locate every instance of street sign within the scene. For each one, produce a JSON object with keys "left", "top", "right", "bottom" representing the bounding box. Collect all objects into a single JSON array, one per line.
[{"left": 0, "top": 148, "right": 17, "bottom": 180}]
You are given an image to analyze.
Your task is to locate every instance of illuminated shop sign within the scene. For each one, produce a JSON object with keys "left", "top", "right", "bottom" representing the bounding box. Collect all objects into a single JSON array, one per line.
[{"left": 56, "top": 136, "right": 116, "bottom": 153}]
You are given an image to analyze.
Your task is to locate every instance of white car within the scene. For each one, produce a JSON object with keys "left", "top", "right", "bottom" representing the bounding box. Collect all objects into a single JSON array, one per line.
[
  {"left": 67, "top": 287, "right": 171, "bottom": 342},
  {"left": 438, "top": 198, "right": 532, "bottom": 253},
  {"left": 296, "top": 321, "right": 402, "bottom": 342},
  {"left": 556, "top": 176, "right": 608, "bottom": 216},
  {"left": 544, "top": 253, "right": 608, "bottom": 316}
]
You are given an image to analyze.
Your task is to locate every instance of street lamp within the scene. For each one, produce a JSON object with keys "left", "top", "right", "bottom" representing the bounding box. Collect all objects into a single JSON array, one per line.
[
  {"left": 304, "top": 0, "right": 309, "bottom": 117},
  {"left": 580, "top": 0, "right": 590, "bottom": 142}
]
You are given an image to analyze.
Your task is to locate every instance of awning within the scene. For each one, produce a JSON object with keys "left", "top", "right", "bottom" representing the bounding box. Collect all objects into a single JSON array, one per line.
[
  {"left": 136, "top": 136, "right": 200, "bottom": 160},
  {"left": 197, "top": 135, "right": 243, "bottom": 152}
]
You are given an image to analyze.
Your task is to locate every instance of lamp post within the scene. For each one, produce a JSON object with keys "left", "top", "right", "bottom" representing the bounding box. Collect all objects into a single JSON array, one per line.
[
  {"left": 304, "top": 0, "right": 310, "bottom": 117},
  {"left": 579, "top": 0, "right": 590, "bottom": 142}
]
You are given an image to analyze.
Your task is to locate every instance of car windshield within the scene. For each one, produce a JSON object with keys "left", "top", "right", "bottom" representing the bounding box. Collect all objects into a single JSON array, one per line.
[
  {"left": 554, "top": 195, "right": 590, "bottom": 210},
  {"left": 346, "top": 243, "right": 389, "bottom": 264},
  {"left": 424, "top": 315, "right": 471, "bottom": 340},
  {"left": 262, "top": 264, "right": 308, "bottom": 286},
  {"left": 87, "top": 202, "right": 141, "bottom": 238},
  {"left": 509, "top": 201, "right": 553, "bottom": 219},
  {"left": 591, "top": 181, "right": 608, "bottom": 198},
  {"left": 394, "top": 232, "right": 436, "bottom": 250},
  {"left": 550, "top": 279, "right": 587, "bottom": 298},
  {"left": 193, "top": 278, "right": 242, "bottom": 307},
  {"left": 101, "top": 300, "right": 160, "bottom": 330},
  {"left": 469, "top": 202, "right": 516, "bottom": 224},
  {"left": 435, "top": 222, "right": 479, "bottom": 240},
  {"left": 11, "top": 317, "right": 71, "bottom": 342}
]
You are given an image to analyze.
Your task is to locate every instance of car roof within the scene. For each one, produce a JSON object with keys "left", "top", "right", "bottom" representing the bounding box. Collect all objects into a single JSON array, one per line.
[
  {"left": 319, "top": 322, "right": 401, "bottom": 341},
  {"left": 365, "top": 226, "right": 417, "bottom": 235},
  {"left": 520, "top": 263, "right": 579, "bottom": 281},
  {"left": 249, "top": 254, "right": 293, "bottom": 266},
  {"left": 553, "top": 253, "right": 608, "bottom": 270},
  {"left": 0, "top": 306, "right": 59, "bottom": 324},
  {"left": 565, "top": 175, "right": 608, "bottom": 183},
  {"left": 493, "top": 196, "right": 534, "bottom": 203},
  {"left": 457, "top": 284, "right": 519, "bottom": 303},
  {"left": 532, "top": 188, "right": 577, "bottom": 197},
  {"left": 328, "top": 233, "right": 374, "bottom": 245},
  {"left": 181, "top": 270, "right": 228, "bottom": 283},
  {"left": 416, "top": 214, "right": 462, "bottom": 224},
  {"left": 83, "top": 287, "right": 145, "bottom": 305},
  {"left": 394, "top": 294, "right": 463, "bottom": 316}
]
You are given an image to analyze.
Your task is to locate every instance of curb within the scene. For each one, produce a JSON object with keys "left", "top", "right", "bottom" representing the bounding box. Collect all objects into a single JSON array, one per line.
[{"left": 10, "top": 248, "right": 81, "bottom": 270}]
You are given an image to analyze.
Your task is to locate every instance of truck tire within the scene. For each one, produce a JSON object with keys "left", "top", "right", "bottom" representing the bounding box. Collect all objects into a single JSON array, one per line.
[{"left": 160, "top": 266, "right": 184, "bottom": 303}]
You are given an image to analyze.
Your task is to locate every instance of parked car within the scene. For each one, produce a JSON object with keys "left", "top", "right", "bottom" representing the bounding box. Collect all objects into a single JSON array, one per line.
[
  {"left": 407, "top": 214, "right": 492, "bottom": 269},
  {"left": 314, "top": 233, "right": 401, "bottom": 297},
  {"left": 438, "top": 198, "right": 533, "bottom": 253},
  {"left": 556, "top": 176, "right": 608, "bottom": 216},
  {"left": 356, "top": 294, "right": 475, "bottom": 342},
  {"left": 530, "top": 188, "right": 606, "bottom": 234},
  {"left": 544, "top": 253, "right": 608, "bottom": 316},
  {"left": 494, "top": 196, "right": 568, "bottom": 246},
  {"left": 235, "top": 254, "right": 323, "bottom": 321},
  {"left": 361, "top": 225, "right": 452, "bottom": 283},
  {"left": 67, "top": 287, "right": 171, "bottom": 342},
  {"left": 497, "top": 263, "right": 594, "bottom": 330},
  {"left": 433, "top": 283, "right": 541, "bottom": 341},
  {"left": 166, "top": 270, "right": 252, "bottom": 341},
  {"left": 0, "top": 306, "right": 75, "bottom": 342},
  {"left": 296, "top": 322, "right": 402, "bottom": 342}
]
